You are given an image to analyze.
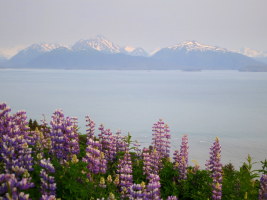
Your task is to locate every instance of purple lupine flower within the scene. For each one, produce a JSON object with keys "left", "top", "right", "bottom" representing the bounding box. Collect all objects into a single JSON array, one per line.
[
  {"left": 129, "top": 183, "right": 146, "bottom": 200},
  {"left": 114, "top": 130, "right": 128, "bottom": 153},
  {"left": 107, "top": 133, "right": 117, "bottom": 161},
  {"left": 142, "top": 148, "right": 161, "bottom": 177},
  {"left": 173, "top": 135, "right": 189, "bottom": 180},
  {"left": 85, "top": 115, "right": 95, "bottom": 140},
  {"left": 0, "top": 103, "right": 12, "bottom": 155},
  {"left": 12, "top": 110, "right": 30, "bottom": 138},
  {"left": 98, "top": 125, "right": 117, "bottom": 162},
  {"left": 178, "top": 135, "right": 189, "bottom": 180},
  {"left": 83, "top": 117, "right": 107, "bottom": 175},
  {"left": 146, "top": 173, "right": 161, "bottom": 200},
  {"left": 98, "top": 125, "right": 109, "bottom": 154},
  {"left": 142, "top": 148, "right": 152, "bottom": 176},
  {"left": 83, "top": 139, "right": 100, "bottom": 174},
  {"left": 1, "top": 111, "right": 33, "bottom": 175},
  {"left": 83, "top": 138, "right": 107, "bottom": 175},
  {"left": 180, "top": 135, "right": 189, "bottom": 164},
  {"left": 1, "top": 134, "right": 16, "bottom": 172},
  {"left": 206, "top": 137, "right": 222, "bottom": 200},
  {"left": 167, "top": 196, "right": 178, "bottom": 200},
  {"left": 0, "top": 103, "right": 11, "bottom": 164},
  {"left": 0, "top": 103, "right": 11, "bottom": 119},
  {"left": 99, "top": 152, "right": 107, "bottom": 174},
  {"left": 259, "top": 174, "right": 267, "bottom": 200},
  {"left": 164, "top": 124, "right": 171, "bottom": 156},
  {"left": 50, "top": 110, "right": 65, "bottom": 161},
  {"left": 0, "top": 173, "right": 34, "bottom": 199},
  {"left": 150, "top": 149, "right": 162, "bottom": 173},
  {"left": 50, "top": 110, "right": 79, "bottom": 163},
  {"left": 152, "top": 119, "right": 171, "bottom": 159},
  {"left": 173, "top": 150, "right": 180, "bottom": 169},
  {"left": 98, "top": 124, "right": 105, "bottom": 139},
  {"left": 64, "top": 116, "right": 80, "bottom": 159},
  {"left": 133, "top": 140, "right": 142, "bottom": 159},
  {"left": 117, "top": 151, "right": 133, "bottom": 198},
  {"left": 40, "top": 158, "right": 56, "bottom": 198}
]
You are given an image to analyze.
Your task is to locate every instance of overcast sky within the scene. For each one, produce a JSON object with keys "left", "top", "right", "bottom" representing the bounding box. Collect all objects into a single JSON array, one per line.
[{"left": 0, "top": 0, "right": 267, "bottom": 56}]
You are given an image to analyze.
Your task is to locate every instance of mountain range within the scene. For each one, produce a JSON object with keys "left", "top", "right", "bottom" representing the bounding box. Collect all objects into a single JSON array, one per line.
[{"left": 1, "top": 35, "right": 267, "bottom": 71}]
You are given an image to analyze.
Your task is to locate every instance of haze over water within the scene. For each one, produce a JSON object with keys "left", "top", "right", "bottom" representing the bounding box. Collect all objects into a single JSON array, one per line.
[{"left": 1, "top": 69, "right": 267, "bottom": 168}]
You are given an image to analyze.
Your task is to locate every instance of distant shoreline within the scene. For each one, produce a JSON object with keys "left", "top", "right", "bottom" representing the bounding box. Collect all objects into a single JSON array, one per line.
[{"left": 1, "top": 67, "right": 267, "bottom": 72}]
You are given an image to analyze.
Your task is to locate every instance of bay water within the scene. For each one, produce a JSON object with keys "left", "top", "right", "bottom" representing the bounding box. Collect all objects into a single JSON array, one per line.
[{"left": 1, "top": 69, "right": 266, "bottom": 169}]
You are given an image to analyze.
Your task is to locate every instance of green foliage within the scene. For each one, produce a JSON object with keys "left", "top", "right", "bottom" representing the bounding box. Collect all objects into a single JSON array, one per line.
[
  {"left": 222, "top": 155, "right": 260, "bottom": 200},
  {"left": 78, "top": 134, "right": 87, "bottom": 159},
  {"left": 159, "top": 160, "right": 212, "bottom": 200},
  {"left": 258, "top": 159, "right": 267, "bottom": 175},
  {"left": 28, "top": 163, "right": 42, "bottom": 200},
  {"left": 179, "top": 169, "right": 212, "bottom": 200},
  {"left": 132, "top": 153, "right": 146, "bottom": 184},
  {"left": 159, "top": 160, "right": 179, "bottom": 198},
  {"left": 222, "top": 163, "right": 241, "bottom": 199},
  {"left": 53, "top": 158, "right": 95, "bottom": 199},
  {"left": 236, "top": 155, "right": 259, "bottom": 199}
]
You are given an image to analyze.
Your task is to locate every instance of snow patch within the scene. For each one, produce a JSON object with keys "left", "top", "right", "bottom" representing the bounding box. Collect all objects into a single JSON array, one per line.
[
  {"left": 124, "top": 46, "right": 136, "bottom": 52},
  {"left": 167, "top": 41, "right": 228, "bottom": 53},
  {"left": 72, "top": 35, "right": 120, "bottom": 53}
]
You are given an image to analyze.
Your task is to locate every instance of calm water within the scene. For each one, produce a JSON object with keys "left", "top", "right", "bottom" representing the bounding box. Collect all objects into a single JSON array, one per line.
[{"left": 1, "top": 69, "right": 267, "bottom": 168}]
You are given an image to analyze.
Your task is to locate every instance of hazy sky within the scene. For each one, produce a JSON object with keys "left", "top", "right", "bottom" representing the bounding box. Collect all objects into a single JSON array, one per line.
[{"left": 0, "top": 0, "right": 267, "bottom": 56}]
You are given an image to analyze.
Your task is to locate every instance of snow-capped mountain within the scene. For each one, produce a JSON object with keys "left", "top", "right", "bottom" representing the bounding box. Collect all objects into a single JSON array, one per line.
[
  {"left": 27, "top": 43, "right": 63, "bottom": 52},
  {"left": 152, "top": 41, "right": 263, "bottom": 70},
  {"left": 72, "top": 35, "right": 120, "bottom": 54},
  {"left": 16, "top": 43, "right": 65, "bottom": 55},
  {"left": 167, "top": 41, "right": 228, "bottom": 53},
  {"left": 122, "top": 46, "right": 148, "bottom": 57},
  {"left": 8, "top": 43, "right": 66, "bottom": 67},
  {"left": 12, "top": 43, "right": 66, "bottom": 57},
  {"left": 72, "top": 35, "right": 148, "bottom": 56}
]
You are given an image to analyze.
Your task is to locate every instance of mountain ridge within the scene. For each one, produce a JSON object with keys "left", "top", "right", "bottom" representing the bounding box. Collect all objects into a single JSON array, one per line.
[{"left": 1, "top": 36, "right": 267, "bottom": 71}]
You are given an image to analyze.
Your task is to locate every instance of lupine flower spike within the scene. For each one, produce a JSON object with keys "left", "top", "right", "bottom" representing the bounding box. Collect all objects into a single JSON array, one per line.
[
  {"left": 146, "top": 173, "right": 161, "bottom": 200},
  {"left": 40, "top": 158, "right": 56, "bottom": 199},
  {"left": 152, "top": 119, "right": 171, "bottom": 159},
  {"left": 117, "top": 151, "right": 133, "bottom": 198},
  {"left": 206, "top": 137, "right": 223, "bottom": 200},
  {"left": 129, "top": 183, "right": 146, "bottom": 200}
]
